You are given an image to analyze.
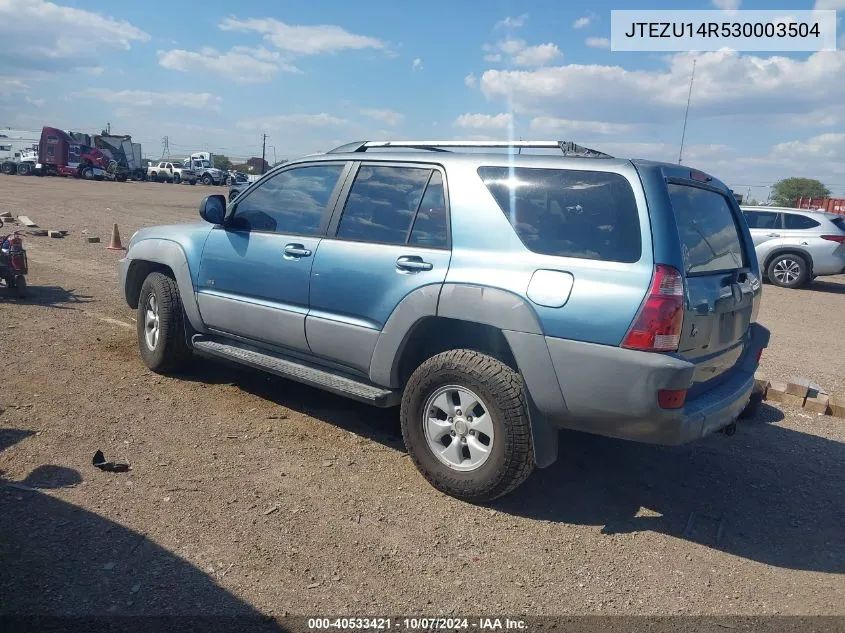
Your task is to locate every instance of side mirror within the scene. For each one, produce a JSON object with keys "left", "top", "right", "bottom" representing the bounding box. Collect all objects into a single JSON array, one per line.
[{"left": 199, "top": 194, "right": 226, "bottom": 225}]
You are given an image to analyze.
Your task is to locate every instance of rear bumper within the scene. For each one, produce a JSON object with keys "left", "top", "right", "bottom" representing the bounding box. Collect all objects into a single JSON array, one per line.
[{"left": 535, "top": 323, "right": 770, "bottom": 445}]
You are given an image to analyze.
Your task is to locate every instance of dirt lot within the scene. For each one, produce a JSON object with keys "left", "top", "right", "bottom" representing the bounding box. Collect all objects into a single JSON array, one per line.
[{"left": 0, "top": 176, "right": 843, "bottom": 617}]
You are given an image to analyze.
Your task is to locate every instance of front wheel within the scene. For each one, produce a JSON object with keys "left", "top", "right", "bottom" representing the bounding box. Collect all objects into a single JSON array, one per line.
[
  {"left": 136, "top": 272, "right": 192, "bottom": 373},
  {"left": 768, "top": 253, "right": 809, "bottom": 288},
  {"left": 173, "top": 173, "right": 181, "bottom": 184},
  {"left": 400, "top": 349, "right": 535, "bottom": 503},
  {"left": 202, "top": 174, "right": 213, "bottom": 186}
]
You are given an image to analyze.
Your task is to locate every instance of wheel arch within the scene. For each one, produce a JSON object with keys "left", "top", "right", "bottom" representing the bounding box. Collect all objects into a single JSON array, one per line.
[
  {"left": 763, "top": 248, "right": 814, "bottom": 276},
  {"left": 123, "top": 239, "right": 204, "bottom": 332}
]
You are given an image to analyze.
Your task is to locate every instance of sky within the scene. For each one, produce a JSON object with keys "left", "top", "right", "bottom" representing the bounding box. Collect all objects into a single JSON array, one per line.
[{"left": 1, "top": 0, "right": 844, "bottom": 201}]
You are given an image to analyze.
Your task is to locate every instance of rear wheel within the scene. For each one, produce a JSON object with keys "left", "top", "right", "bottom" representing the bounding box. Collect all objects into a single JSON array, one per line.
[
  {"left": 136, "top": 272, "right": 192, "bottom": 373},
  {"left": 80, "top": 165, "right": 94, "bottom": 180},
  {"left": 202, "top": 174, "right": 213, "bottom": 186},
  {"left": 17, "top": 162, "right": 31, "bottom": 176},
  {"left": 400, "top": 349, "right": 535, "bottom": 503},
  {"left": 2, "top": 162, "right": 16, "bottom": 175},
  {"left": 768, "top": 253, "right": 809, "bottom": 289},
  {"left": 173, "top": 173, "right": 181, "bottom": 184}
]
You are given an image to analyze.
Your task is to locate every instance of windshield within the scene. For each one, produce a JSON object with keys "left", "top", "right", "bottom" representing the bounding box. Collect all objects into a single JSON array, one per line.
[{"left": 200, "top": 160, "right": 212, "bottom": 168}]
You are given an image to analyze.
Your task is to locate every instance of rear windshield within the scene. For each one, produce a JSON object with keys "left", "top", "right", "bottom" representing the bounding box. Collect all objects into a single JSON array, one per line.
[
  {"left": 831, "top": 216, "right": 845, "bottom": 232},
  {"left": 478, "top": 166, "right": 641, "bottom": 263},
  {"left": 668, "top": 184, "right": 746, "bottom": 275}
]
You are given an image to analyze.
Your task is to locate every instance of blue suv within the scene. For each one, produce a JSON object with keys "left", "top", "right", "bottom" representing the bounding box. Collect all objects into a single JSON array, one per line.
[{"left": 118, "top": 140, "right": 770, "bottom": 502}]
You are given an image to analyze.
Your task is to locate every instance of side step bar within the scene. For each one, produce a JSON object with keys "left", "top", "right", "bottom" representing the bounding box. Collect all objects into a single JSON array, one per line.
[{"left": 192, "top": 335, "right": 401, "bottom": 408}]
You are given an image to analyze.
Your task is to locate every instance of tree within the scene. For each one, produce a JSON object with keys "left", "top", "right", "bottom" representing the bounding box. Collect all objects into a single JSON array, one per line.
[
  {"left": 771, "top": 177, "right": 830, "bottom": 207},
  {"left": 747, "top": 198, "right": 760, "bottom": 206},
  {"left": 213, "top": 154, "right": 232, "bottom": 171}
]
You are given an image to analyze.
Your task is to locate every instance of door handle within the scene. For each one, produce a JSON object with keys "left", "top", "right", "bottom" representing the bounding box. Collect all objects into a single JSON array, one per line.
[
  {"left": 284, "top": 243, "right": 312, "bottom": 258},
  {"left": 396, "top": 256, "right": 433, "bottom": 272},
  {"left": 766, "top": 233, "right": 781, "bottom": 237}
]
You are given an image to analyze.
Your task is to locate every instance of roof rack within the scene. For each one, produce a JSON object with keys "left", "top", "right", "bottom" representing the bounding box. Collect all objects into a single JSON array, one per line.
[{"left": 326, "top": 140, "right": 614, "bottom": 158}]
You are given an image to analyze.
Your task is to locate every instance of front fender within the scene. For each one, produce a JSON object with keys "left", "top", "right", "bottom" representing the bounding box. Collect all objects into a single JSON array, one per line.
[{"left": 122, "top": 239, "right": 205, "bottom": 332}]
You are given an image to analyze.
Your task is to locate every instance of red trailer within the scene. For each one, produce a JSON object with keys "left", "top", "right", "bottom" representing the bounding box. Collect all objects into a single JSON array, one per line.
[
  {"left": 794, "top": 197, "right": 845, "bottom": 215},
  {"left": 38, "top": 126, "right": 112, "bottom": 179}
]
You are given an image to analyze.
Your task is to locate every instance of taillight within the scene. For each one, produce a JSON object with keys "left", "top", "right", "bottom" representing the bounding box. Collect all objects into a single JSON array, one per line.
[
  {"left": 622, "top": 264, "right": 685, "bottom": 352},
  {"left": 820, "top": 235, "right": 845, "bottom": 243}
]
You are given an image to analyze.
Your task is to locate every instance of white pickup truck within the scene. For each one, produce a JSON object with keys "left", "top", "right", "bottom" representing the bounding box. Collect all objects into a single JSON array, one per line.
[{"left": 147, "top": 161, "right": 197, "bottom": 184}]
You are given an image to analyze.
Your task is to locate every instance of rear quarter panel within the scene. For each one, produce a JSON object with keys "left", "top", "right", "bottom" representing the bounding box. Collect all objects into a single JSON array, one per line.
[{"left": 443, "top": 159, "right": 654, "bottom": 346}]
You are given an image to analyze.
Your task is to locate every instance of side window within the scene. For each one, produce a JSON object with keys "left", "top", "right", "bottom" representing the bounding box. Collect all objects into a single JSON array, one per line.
[
  {"left": 478, "top": 166, "right": 642, "bottom": 263},
  {"left": 743, "top": 211, "right": 780, "bottom": 229},
  {"left": 784, "top": 214, "right": 820, "bottom": 230},
  {"left": 336, "top": 165, "right": 431, "bottom": 245},
  {"left": 230, "top": 164, "right": 344, "bottom": 235},
  {"left": 408, "top": 171, "right": 448, "bottom": 248}
]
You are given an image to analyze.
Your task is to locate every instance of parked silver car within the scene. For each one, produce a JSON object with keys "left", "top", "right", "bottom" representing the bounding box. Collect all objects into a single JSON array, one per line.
[{"left": 741, "top": 206, "right": 845, "bottom": 288}]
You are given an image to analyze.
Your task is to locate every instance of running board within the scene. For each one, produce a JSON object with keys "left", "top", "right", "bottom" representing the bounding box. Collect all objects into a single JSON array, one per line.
[{"left": 191, "top": 335, "right": 400, "bottom": 408}]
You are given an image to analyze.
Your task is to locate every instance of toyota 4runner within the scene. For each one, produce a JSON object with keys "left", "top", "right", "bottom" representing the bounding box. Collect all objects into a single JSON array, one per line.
[{"left": 118, "top": 140, "right": 770, "bottom": 502}]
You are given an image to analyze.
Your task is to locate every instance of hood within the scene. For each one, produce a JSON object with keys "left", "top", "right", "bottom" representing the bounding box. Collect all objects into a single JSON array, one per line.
[{"left": 128, "top": 222, "right": 213, "bottom": 249}]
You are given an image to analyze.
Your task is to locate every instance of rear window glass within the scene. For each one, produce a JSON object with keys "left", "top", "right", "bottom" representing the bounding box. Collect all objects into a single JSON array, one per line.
[
  {"left": 478, "top": 167, "right": 641, "bottom": 263},
  {"left": 668, "top": 184, "right": 745, "bottom": 274},
  {"left": 784, "top": 214, "right": 820, "bottom": 229},
  {"left": 831, "top": 217, "right": 845, "bottom": 231}
]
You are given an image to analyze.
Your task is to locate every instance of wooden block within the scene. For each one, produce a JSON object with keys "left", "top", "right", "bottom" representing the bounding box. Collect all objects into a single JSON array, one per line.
[
  {"left": 27, "top": 229, "right": 47, "bottom": 237},
  {"left": 804, "top": 394, "right": 830, "bottom": 415},
  {"left": 48, "top": 230, "right": 64, "bottom": 238},
  {"left": 786, "top": 377, "right": 811, "bottom": 398},
  {"left": 0, "top": 211, "right": 12, "bottom": 218},
  {"left": 86, "top": 236, "right": 101, "bottom": 243},
  {"left": 753, "top": 372, "right": 770, "bottom": 396},
  {"left": 781, "top": 393, "right": 806, "bottom": 408},
  {"left": 17, "top": 215, "right": 37, "bottom": 227},
  {"left": 830, "top": 396, "right": 845, "bottom": 419},
  {"left": 765, "top": 381, "right": 788, "bottom": 403}
]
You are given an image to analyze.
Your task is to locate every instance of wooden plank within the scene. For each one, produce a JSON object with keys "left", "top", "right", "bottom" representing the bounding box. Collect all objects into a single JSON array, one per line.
[
  {"left": 765, "top": 381, "right": 788, "bottom": 403},
  {"left": 17, "top": 216, "right": 37, "bottom": 227},
  {"left": 781, "top": 393, "right": 806, "bottom": 408},
  {"left": 785, "top": 377, "right": 810, "bottom": 399}
]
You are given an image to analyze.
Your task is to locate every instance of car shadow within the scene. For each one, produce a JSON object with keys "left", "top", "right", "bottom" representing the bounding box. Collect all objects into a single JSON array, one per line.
[
  {"left": 494, "top": 404, "right": 845, "bottom": 574},
  {"left": 0, "top": 284, "right": 93, "bottom": 308},
  {"left": 178, "top": 361, "right": 404, "bottom": 451},
  {"left": 804, "top": 278, "right": 845, "bottom": 295},
  {"left": 0, "top": 428, "right": 284, "bottom": 630}
]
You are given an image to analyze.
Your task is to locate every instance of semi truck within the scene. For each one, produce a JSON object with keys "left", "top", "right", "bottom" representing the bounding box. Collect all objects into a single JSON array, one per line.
[
  {"left": 35, "top": 127, "right": 145, "bottom": 181},
  {"left": 0, "top": 130, "right": 40, "bottom": 176},
  {"left": 181, "top": 152, "right": 226, "bottom": 185},
  {"left": 795, "top": 197, "right": 845, "bottom": 215}
]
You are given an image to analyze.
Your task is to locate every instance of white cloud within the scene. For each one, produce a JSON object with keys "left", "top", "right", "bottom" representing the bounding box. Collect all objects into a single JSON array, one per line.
[
  {"left": 464, "top": 73, "right": 477, "bottom": 88},
  {"left": 454, "top": 113, "right": 513, "bottom": 129},
  {"left": 529, "top": 117, "right": 636, "bottom": 135},
  {"left": 772, "top": 133, "right": 845, "bottom": 159},
  {"left": 70, "top": 88, "right": 222, "bottom": 112},
  {"left": 0, "top": 0, "right": 148, "bottom": 71},
  {"left": 585, "top": 37, "right": 611, "bottom": 49},
  {"left": 573, "top": 16, "right": 592, "bottom": 29},
  {"left": 157, "top": 46, "right": 300, "bottom": 83},
  {"left": 24, "top": 96, "right": 45, "bottom": 107},
  {"left": 219, "top": 16, "right": 386, "bottom": 56},
  {"left": 713, "top": 0, "right": 741, "bottom": 9},
  {"left": 480, "top": 50, "right": 845, "bottom": 123},
  {"left": 495, "top": 14, "right": 528, "bottom": 29},
  {"left": 814, "top": 0, "right": 845, "bottom": 8},
  {"left": 412, "top": 57, "right": 423, "bottom": 71},
  {"left": 483, "top": 39, "right": 562, "bottom": 67},
  {"left": 360, "top": 108, "right": 405, "bottom": 126},
  {"left": 236, "top": 113, "right": 350, "bottom": 131}
]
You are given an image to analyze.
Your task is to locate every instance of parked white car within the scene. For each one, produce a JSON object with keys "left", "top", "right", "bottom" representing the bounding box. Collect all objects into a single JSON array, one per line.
[{"left": 741, "top": 206, "right": 845, "bottom": 288}]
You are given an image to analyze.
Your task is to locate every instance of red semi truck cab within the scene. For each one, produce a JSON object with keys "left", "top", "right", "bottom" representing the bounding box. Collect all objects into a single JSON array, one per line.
[{"left": 38, "top": 126, "right": 111, "bottom": 178}]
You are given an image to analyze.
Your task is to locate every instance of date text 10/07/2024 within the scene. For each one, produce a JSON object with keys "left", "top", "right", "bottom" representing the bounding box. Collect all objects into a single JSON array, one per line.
[{"left": 307, "top": 618, "right": 528, "bottom": 630}]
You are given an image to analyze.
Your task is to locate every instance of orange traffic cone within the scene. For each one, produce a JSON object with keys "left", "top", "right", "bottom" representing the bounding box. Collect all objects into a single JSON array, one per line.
[{"left": 106, "top": 223, "right": 125, "bottom": 251}]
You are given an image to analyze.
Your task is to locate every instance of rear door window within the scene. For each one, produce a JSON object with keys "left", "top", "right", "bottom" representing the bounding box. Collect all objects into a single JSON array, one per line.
[
  {"left": 784, "top": 214, "right": 820, "bottom": 229},
  {"left": 478, "top": 167, "right": 641, "bottom": 263},
  {"left": 743, "top": 211, "right": 780, "bottom": 229},
  {"left": 668, "top": 184, "right": 745, "bottom": 274},
  {"left": 831, "top": 217, "right": 845, "bottom": 232}
]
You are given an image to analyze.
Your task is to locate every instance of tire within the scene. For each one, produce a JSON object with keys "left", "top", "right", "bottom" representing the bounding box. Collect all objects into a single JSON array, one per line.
[
  {"left": 189, "top": 180, "right": 196, "bottom": 185},
  {"left": 767, "top": 253, "right": 809, "bottom": 289},
  {"left": 136, "top": 272, "right": 192, "bottom": 373},
  {"left": 202, "top": 174, "right": 213, "bottom": 186},
  {"left": 1, "top": 162, "right": 15, "bottom": 175},
  {"left": 80, "top": 166, "right": 94, "bottom": 180},
  {"left": 400, "top": 349, "right": 535, "bottom": 503},
  {"left": 149, "top": 172, "right": 157, "bottom": 181},
  {"left": 17, "top": 163, "right": 31, "bottom": 176},
  {"left": 173, "top": 173, "right": 181, "bottom": 184}
]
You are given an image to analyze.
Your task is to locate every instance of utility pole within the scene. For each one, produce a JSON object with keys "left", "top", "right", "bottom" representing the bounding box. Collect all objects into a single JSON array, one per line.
[
  {"left": 272, "top": 145, "right": 277, "bottom": 165},
  {"left": 261, "top": 134, "right": 267, "bottom": 174},
  {"left": 107, "top": 122, "right": 111, "bottom": 134},
  {"left": 678, "top": 58, "right": 696, "bottom": 165}
]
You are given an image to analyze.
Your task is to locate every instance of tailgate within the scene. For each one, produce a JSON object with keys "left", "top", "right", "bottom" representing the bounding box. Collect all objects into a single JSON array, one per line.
[{"left": 666, "top": 182, "right": 756, "bottom": 388}]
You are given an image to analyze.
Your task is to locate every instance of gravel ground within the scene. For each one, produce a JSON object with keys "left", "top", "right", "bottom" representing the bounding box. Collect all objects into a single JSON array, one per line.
[{"left": 0, "top": 176, "right": 843, "bottom": 617}]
